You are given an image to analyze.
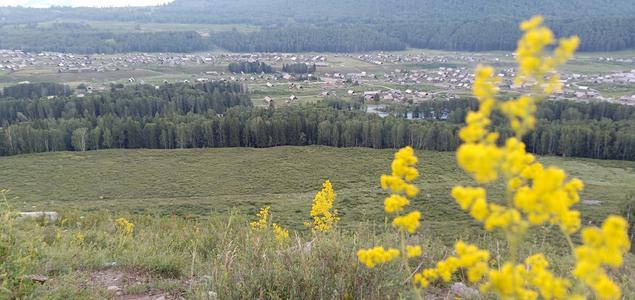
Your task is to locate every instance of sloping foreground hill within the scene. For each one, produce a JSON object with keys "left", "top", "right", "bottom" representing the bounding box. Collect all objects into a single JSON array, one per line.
[
  {"left": 1, "top": 146, "right": 634, "bottom": 299},
  {"left": 1, "top": 146, "right": 633, "bottom": 238}
]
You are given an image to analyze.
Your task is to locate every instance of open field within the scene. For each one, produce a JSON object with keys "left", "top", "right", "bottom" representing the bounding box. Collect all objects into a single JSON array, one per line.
[{"left": 2, "top": 146, "right": 634, "bottom": 240}]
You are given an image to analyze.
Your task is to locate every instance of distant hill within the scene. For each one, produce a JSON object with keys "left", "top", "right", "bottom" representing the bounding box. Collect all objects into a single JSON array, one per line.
[
  {"left": 0, "top": 0, "right": 634, "bottom": 52},
  {"left": 161, "top": 0, "right": 635, "bottom": 23}
]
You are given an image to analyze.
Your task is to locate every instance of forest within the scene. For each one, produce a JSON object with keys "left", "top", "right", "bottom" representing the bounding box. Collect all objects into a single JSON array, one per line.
[
  {"left": 282, "top": 63, "right": 316, "bottom": 74},
  {"left": 227, "top": 61, "right": 274, "bottom": 74},
  {"left": 0, "top": 25, "right": 209, "bottom": 53},
  {"left": 1, "top": 0, "right": 634, "bottom": 53},
  {"left": 0, "top": 82, "right": 633, "bottom": 160}
]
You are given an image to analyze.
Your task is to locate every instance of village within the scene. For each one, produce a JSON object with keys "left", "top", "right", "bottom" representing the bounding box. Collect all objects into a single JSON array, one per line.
[{"left": 1, "top": 49, "right": 635, "bottom": 106}]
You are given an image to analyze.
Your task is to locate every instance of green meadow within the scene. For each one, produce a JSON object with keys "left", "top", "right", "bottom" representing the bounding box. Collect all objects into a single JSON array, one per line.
[{"left": 2, "top": 146, "right": 633, "bottom": 240}]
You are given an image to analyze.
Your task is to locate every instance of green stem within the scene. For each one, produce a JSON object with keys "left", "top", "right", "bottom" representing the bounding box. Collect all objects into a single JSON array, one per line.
[{"left": 400, "top": 230, "right": 424, "bottom": 300}]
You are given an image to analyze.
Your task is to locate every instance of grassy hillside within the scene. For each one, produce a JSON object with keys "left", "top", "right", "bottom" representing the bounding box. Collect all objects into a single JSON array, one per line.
[
  {"left": 1, "top": 146, "right": 634, "bottom": 299},
  {"left": 2, "top": 146, "right": 634, "bottom": 240}
]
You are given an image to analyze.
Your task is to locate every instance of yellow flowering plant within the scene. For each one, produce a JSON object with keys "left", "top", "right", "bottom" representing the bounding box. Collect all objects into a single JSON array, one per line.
[
  {"left": 305, "top": 180, "right": 339, "bottom": 233},
  {"left": 115, "top": 218, "right": 135, "bottom": 236},
  {"left": 357, "top": 146, "right": 424, "bottom": 297},
  {"left": 413, "top": 16, "right": 631, "bottom": 300},
  {"left": 250, "top": 205, "right": 289, "bottom": 243},
  {"left": 360, "top": 16, "right": 631, "bottom": 300},
  {"left": 250, "top": 206, "right": 270, "bottom": 231}
]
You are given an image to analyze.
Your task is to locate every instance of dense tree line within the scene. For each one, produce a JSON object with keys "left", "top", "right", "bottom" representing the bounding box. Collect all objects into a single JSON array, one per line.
[
  {"left": 0, "top": 93, "right": 633, "bottom": 160},
  {"left": 1, "top": 81, "right": 633, "bottom": 159},
  {"left": 1, "top": 1, "right": 635, "bottom": 52},
  {"left": 0, "top": 27, "right": 209, "bottom": 53},
  {"left": 282, "top": 63, "right": 316, "bottom": 74},
  {"left": 2, "top": 82, "right": 73, "bottom": 99},
  {"left": 400, "top": 98, "right": 635, "bottom": 123},
  {"left": 526, "top": 119, "right": 635, "bottom": 160},
  {"left": 0, "top": 82, "right": 251, "bottom": 124},
  {"left": 228, "top": 61, "right": 273, "bottom": 74},
  {"left": 211, "top": 26, "right": 406, "bottom": 52},
  {"left": 0, "top": 106, "right": 462, "bottom": 155}
]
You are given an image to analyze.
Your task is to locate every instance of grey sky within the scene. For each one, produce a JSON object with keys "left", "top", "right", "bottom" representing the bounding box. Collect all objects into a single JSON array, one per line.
[{"left": 0, "top": 0, "right": 173, "bottom": 7}]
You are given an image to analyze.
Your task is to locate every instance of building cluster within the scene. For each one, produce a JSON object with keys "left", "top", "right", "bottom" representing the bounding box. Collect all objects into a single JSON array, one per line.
[
  {"left": 0, "top": 50, "right": 330, "bottom": 74},
  {"left": 0, "top": 50, "right": 107, "bottom": 73},
  {"left": 350, "top": 52, "right": 493, "bottom": 65}
]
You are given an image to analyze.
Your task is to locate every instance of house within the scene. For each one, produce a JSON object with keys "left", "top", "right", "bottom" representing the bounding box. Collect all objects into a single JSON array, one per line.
[
  {"left": 290, "top": 95, "right": 298, "bottom": 101},
  {"left": 264, "top": 96, "right": 273, "bottom": 104}
]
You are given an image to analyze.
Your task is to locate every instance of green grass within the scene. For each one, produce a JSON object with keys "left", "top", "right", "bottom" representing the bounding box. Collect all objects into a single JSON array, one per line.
[
  {"left": 2, "top": 146, "right": 633, "bottom": 239},
  {"left": 2, "top": 146, "right": 634, "bottom": 299},
  {"left": 3, "top": 195, "right": 635, "bottom": 299}
]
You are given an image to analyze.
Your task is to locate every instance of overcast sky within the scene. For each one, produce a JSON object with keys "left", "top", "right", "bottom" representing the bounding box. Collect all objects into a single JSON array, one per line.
[{"left": 0, "top": 0, "right": 173, "bottom": 7}]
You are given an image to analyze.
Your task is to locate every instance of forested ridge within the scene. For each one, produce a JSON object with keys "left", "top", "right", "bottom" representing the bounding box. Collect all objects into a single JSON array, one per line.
[
  {"left": 1, "top": 0, "right": 634, "bottom": 53},
  {"left": 0, "top": 82, "right": 633, "bottom": 160},
  {"left": 0, "top": 26, "right": 209, "bottom": 53}
]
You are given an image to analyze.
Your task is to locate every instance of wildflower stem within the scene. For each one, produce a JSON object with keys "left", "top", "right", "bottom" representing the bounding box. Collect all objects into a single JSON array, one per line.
[{"left": 400, "top": 230, "right": 423, "bottom": 300}]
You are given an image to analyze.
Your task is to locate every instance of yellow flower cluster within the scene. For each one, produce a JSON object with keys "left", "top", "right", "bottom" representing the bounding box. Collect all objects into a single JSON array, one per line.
[
  {"left": 272, "top": 223, "right": 289, "bottom": 242},
  {"left": 357, "top": 247, "right": 400, "bottom": 268},
  {"left": 304, "top": 180, "right": 339, "bottom": 232},
  {"left": 480, "top": 255, "right": 579, "bottom": 300},
  {"left": 415, "top": 16, "right": 631, "bottom": 300},
  {"left": 573, "top": 216, "right": 631, "bottom": 300},
  {"left": 415, "top": 244, "right": 579, "bottom": 299},
  {"left": 250, "top": 206, "right": 270, "bottom": 231},
  {"left": 523, "top": 254, "right": 576, "bottom": 300},
  {"left": 250, "top": 206, "right": 290, "bottom": 242},
  {"left": 500, "top": 96, "right": 537, "bottom": 136},
  {"left": 515, "top": 16, "right": 579, "bottom": 94},
  {"left": 380, "top": 146, "right": 421, "bottom": 232},
  {"left": 406, "top": 245, "right": 422, "bottom": 258},
  {"left": 358, "top": 146, "right": 424, "bottom": 272},
  {"left": 73, "top": 232, "right": 85, "bottom": 244},
  {"left": 414, "top": 241, "right": 489, "bottom": 288},
  {"left": 457, "top": 65, "right": 502, "bottom": 183},
  {"left": 115, "top": 217, "right": 135, "bottom": 236},
  {"left": 381, "top": 146, "right": 420, "bottom": 198},
  {"left": 513, "top": 166, "right": 584, "bottom": 234},
  {"left": 452, "top": 186, "right": 524, "bottom": 232},
  {"left": 383, "top": 194, "right": 409, "bottom": 214},
  {"left": 392, "top": 211, "right": 421, "bottom": 234},
  {"left": 451, "top": 16, "right": 585, "bottom": 236}
]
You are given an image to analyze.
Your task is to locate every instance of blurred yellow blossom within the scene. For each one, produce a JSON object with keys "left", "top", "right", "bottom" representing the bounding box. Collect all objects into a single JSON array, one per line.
[
  {"left": 357, "top": 247, "right": 400, "bottom": 268},
  {"left": 250, "top": 206, "right": 270, "bottom": 231},
  {"left": 305, "top": 180, "right": 339, "bottom": 232},
  {"left": 406, "top": 245, "right": 422, "bottom": 258},
  {"left": 573, "top": 216, "right": 630, "bottom": 300},
  {"left": 392, "top": 211, "right": 421, "bottom": 233},
  {"left": 115, "top": 217, "right": 135, "bottom": 236},
  {"left": 272, "top": 223, "right": 289, "bottom": 242}
]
